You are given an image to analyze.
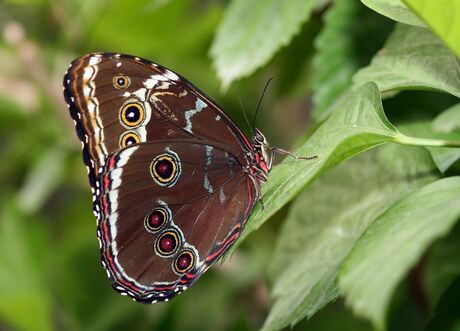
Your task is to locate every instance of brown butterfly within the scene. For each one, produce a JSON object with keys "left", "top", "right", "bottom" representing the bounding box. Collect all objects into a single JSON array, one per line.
[{"left": 63, "top": 53, "right": 315, "bottom": 303}]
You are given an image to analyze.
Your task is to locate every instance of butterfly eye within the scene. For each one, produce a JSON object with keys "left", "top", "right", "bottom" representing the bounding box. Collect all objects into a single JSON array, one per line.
[
  {"left": 174, "top": 250, "right": 195, "bottom": 274},
  {"left": 120, "top": 132, "right": 140, "bottom": 147},
  {"left": 144, "top": 207, "right": 170, "bottom": 233},
  {"left": 254, "top": 129, "right": 265, "bottom": 144},
  {"left": 120, "top": 103, "right": 145, "bottom": 127},
  {"left": 113, "top": 74, "right": 130, "bottom": 89},
  {"left": 155, "top": 230, "right": 180, "bottom": 256}
]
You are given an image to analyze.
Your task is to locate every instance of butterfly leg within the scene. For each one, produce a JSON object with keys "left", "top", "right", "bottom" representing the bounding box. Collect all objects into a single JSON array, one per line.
[
  {"left": 250, "top": 175, "right": 265, "bottom": 210},
  {"left": 259, "top": 195, "right": 265, "bottom": 210},
  {"left": 271, "top": 147, "right": 318, "bottom": 161}
]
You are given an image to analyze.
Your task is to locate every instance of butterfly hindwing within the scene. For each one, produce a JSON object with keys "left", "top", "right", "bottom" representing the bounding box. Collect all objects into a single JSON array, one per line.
[{"left": 97, "top": 141, "right": 257, "bottom": 302}]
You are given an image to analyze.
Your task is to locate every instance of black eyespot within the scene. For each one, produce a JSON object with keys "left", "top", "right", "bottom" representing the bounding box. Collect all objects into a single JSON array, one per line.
[
  {"left": 120, "top": 103, "right": 144, "bottom": 127},
  {"left": 120, "top": 132, "right": 140, "bottom": 147},
  {"left": 113, "top": 74, "right": 130, "bottom": 89}
]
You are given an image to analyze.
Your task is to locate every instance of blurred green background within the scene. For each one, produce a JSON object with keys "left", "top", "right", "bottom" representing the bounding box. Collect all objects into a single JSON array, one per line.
[{"left": 1, "top": 0, "right": 459, "bottom": 330}]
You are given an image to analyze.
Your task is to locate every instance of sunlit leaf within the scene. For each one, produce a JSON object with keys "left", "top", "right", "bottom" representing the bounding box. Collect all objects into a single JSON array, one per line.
[{"left": 403, "top": 0, "right": 460, "bottom": 58}]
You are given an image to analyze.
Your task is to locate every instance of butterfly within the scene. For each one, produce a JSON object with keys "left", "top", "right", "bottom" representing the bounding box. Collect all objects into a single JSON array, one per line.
[{"left": 63, "top": 52, "right": 315, "bottom": 303}]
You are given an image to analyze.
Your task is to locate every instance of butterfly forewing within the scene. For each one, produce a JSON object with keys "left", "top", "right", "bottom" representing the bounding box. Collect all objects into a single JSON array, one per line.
[
  {"left": 63, "top": 53, "right": 261, "bottom": 302},
  {"left": 64, "top": 53, "right": 252, "bottom": 177}
]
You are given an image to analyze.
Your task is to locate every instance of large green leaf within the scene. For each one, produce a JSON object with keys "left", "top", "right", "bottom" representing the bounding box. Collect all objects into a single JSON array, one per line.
[
  {"left": 210, "top": 0, "right": 317, "bottom": 89},
  {"left": 353, "top": 24, "right": 460, "bottom": 97},
  {"left": 403, "top": 0, "right": 460, "bottom": 58},
  {"left": 262, "top": 143, "right": 438, "bottom": 330},
  {"left": 361, "top": 0, "right": 426, "bottom": 27},
  {"left": 340, "top": 177, "right": 460, "bottom": 330}
]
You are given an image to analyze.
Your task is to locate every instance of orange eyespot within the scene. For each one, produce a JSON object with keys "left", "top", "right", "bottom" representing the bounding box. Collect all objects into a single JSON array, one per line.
[{"left": 113, "top": 74, "right": 130, "bottom": 89}]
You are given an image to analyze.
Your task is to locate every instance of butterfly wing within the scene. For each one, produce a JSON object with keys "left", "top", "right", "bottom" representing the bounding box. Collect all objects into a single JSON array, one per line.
[
  {"left": 98, "top": 141, "right": 257, "bottom": 302},
  {"left": 63, "top": 53, "right": 260, "bottom": 302}
]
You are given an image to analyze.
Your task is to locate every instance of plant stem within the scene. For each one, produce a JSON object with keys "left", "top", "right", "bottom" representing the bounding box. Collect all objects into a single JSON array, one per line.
[{"left": 394, "top": 134, "right": 460, "bottom": 148}]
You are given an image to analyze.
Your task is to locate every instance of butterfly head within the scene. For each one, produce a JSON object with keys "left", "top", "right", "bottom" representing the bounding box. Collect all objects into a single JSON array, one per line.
[{"left": 251, "top": 129, "right": 273, "bottom": 182}]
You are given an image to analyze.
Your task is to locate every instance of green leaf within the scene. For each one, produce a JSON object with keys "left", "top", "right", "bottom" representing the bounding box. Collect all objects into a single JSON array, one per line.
[
  {"left": 262, "top": 143, "right": 438, "bottom": 330},
  {"left": 312, "top": 0, "right": 393, "bottom": 120},
  {"left": 340, "top": 177, "right": 460, "bottom": 330},
  {"left": 312, "top": 0, "right": 361, "bottom": 120},
  {"left": 210, "top": 0, "right": 317, "bottom": 89},
  {"left": 227, "top": 82, "right": 400, "bottom": 256},
  {"left": 353, "top": 24, "right": 460, "bottom": 97},
  {"left": 432, "top": 102, "right": 460, "bottom": 133},
  {"left": 361, "top": 0, "right": 426, "bottom": 27},
  {"left": 403, "top": 0, "right": 460, "bottom": 58}
]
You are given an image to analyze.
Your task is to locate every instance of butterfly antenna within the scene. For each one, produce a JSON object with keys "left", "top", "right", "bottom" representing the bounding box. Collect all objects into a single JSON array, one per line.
[
  {"left": 253, "top": 77, "right": 275, "bottom": 131},
  {"left": 235, "top": 81, "right": 254, "bottom": 135}
]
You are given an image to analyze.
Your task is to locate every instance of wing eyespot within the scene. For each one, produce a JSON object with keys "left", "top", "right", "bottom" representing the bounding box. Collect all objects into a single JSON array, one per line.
[
  {"left": 150, "top": 151, "right": 181, "bottom": 187},
  {"left": 120, "top": 103, "right": 145, "bottom": 127},
  {"left": 144, "top": 206, "right": 170, "bottom": 233},
  {"left": 120, "top": 131, "right": 140, "bottom": 147},
  {"left": 173, "top": 250, "right": 195, "bottom": 274},
  {"left": 113, "top": 74, "right": 130, "bottom": 89},
  {"left": 155, "top": 230, "right": 180, "bottom": 257}
]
